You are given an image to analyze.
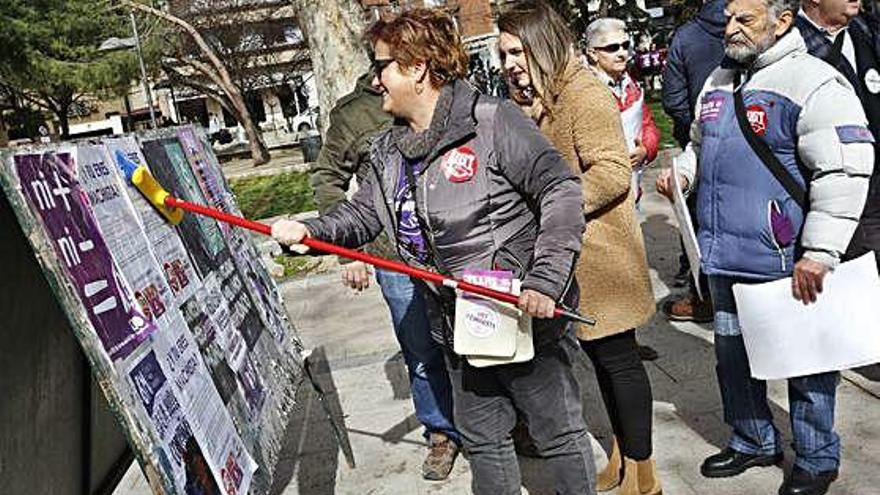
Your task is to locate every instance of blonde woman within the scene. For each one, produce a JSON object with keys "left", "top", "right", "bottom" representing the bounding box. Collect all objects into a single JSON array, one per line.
[{"left": 498, "top": 2, "right": 660, "bottom": 494}]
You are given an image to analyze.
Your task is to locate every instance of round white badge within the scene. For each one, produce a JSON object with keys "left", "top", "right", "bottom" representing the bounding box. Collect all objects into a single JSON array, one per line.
[
  {"left": 865, "top": 69, "right": 880, "bottom": 94},
  {"left": 464, "top": 303, "right": 500, "bottom": 339}
]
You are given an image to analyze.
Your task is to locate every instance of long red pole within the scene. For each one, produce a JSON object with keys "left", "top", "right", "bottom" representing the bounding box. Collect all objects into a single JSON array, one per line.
[{"left": 165, "top": 196, "right": 595, "bottom": 325}]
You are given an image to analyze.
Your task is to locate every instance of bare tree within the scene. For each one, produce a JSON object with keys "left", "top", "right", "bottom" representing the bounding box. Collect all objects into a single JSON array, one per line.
[
  {"left": 128, "top": 0, "right": 375, "bottom": 163},
  {"left": 292, "top": 0, "right": 370, "bottom": 134},
  {"left": 123, "top": 0, "right": 278, "bottom": 165},
  {"left": 164, "top": 2, "right": 314, "bottom": 126}
]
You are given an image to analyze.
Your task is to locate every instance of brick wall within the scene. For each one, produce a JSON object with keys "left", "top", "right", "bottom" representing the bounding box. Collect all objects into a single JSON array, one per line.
[{"left": 359, "top": 0, "right": 495, "bottom": 39}]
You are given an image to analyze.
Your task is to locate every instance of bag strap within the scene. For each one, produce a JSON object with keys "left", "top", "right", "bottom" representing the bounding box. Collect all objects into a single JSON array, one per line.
[
  {"left": 732, "top": 72, "right": 808, "bottom": 209},
  {"left": 825, "top": 30, "right": 846, "bottom": 69}
]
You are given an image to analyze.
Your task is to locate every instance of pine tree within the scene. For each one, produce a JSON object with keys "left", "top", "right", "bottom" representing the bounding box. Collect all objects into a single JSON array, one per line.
[{"left": 1, "top": 0, "right": 140, "bottom": 138}]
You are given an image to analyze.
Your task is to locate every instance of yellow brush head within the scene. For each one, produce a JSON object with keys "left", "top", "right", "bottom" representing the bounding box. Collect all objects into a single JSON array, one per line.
[{"left": 131, "top": 166, "right": 184, "bottom": 225}]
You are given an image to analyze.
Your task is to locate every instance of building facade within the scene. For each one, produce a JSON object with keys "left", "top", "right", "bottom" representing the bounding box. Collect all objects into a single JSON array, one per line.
[{"left": 55, "top": 0, "right": 319, "bottom": 149}]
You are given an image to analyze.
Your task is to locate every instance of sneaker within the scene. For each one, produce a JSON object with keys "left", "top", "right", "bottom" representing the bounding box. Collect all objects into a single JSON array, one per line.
[
  {"left": 663, "top": 295, "right": 714, "bottom": 323},
  {"left": 422, "top": 432, "right": 459, "bottom": 481}
]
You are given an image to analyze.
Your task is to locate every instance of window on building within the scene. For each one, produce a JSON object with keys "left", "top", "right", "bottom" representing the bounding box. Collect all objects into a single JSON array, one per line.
[
  {"left": 276, "top": 84, "right": 298, "bottom": 119},
  {"left": 176, "top": 97, "right": 209, "bottom": 128},
  {"left": 238, "top": 32, "right": 264, "bottom": 52},
  {"left": 244, "top": 91, "right": 266, "bottom": 123},
  {"left": 222, "top": 106, "right": 237, "bottom": 127},
  {"left": 283, "top": 25, "right": 304, "bottom": 45}
]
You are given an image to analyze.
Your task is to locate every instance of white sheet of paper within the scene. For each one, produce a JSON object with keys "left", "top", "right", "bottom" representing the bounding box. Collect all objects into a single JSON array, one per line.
[
  {"left": 671, "top": 157, "right": 703, "bottom": 299},
  {"left": 733, "top": 253, "right": 880, "bottom": 380},
  {"left": 454, "top": 272, "right": 519, "bottom": 357}
]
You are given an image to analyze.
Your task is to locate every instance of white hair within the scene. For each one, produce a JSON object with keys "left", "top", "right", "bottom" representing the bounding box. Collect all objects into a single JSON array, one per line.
[
  {"left": 726, "top": 0, "right": 798, "bottom": 22},
  {"left": 766, "top": 0, "right": 799, "bottom": 21},
  {"left": 584, "top": 17, "right": 627, "bottom": 48}
]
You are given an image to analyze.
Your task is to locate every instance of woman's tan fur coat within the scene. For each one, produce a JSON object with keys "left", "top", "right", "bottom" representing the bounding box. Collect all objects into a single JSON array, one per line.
[{"left": 537, "top": 60, "right": 656, "bottom": 340}]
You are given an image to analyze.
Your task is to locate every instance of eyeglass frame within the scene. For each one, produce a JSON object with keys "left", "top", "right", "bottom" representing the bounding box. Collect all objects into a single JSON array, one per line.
[
  {"left": 592, "top": 40, "right": 631, "bottom": 53},
  {"left": 372, "top": 58, "right": 396, "bottom": 81}
]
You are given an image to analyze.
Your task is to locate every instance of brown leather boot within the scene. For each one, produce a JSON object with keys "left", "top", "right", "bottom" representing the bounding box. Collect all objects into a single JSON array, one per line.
[
  {"left": 422, "top": 432, "right": 458, "bottom": 481},
  {"left": 616, "top": 458, "right": 640, "bottom": 495},
  {"left": 597, "top": 437, "right": 622, "bottom": 491},
  {"left": 637, "top": 458, "right": 663, "bottom": 495}
]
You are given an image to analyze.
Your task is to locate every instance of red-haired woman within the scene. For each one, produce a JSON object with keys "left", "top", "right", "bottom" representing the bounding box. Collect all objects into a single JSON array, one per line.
[{"left": 273, "top": 8, "right": 597, "bottom": 495}]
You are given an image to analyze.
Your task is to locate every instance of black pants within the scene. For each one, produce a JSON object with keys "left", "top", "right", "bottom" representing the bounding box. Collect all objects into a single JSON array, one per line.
[{"left": 581, "top": 329, "right": 653, "bottom": 460}]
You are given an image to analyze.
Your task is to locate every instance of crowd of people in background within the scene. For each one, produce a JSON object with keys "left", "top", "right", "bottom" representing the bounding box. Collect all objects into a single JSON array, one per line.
[{"left": 273, "top": 0, "right": 880, "bottom": 494}]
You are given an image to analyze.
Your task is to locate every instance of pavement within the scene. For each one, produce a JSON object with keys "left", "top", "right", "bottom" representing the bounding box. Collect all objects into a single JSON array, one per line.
[
  {"left": 114, "top": 150, "right": 880, "bottom": 494},
  {"left": 221, "top": 147, "right": 310, "bottom": 180}
]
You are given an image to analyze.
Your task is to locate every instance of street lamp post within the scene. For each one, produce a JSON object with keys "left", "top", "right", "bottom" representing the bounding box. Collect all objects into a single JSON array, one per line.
[
  {"left": 129, "top": 10, "right": 157, "bottom": 129},
  {"left": 100, "top": 12, "right": 158, "bottom": 130}
]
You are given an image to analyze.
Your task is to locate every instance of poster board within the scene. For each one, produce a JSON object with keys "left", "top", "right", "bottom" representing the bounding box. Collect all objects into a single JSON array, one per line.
[{"left": 0, "top": 126, "right": 306, "bottom": 495}]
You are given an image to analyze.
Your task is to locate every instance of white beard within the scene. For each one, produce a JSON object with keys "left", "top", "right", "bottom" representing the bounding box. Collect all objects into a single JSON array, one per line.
[{"left": 725, "top": 28, "right": 777, "bottom": 65}]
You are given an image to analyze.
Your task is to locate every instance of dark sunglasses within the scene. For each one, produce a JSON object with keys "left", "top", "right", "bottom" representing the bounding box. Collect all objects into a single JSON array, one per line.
[
  {"left": 594, "top": 41, "right": 631, "bottom": 53},
  {"left": 372, "top": 58, "right": 395, "bottom": 79}
]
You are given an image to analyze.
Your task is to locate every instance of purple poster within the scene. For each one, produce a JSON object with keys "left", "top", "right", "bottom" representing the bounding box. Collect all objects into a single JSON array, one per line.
[
  {"left": 177, "top": 127, "right": 232, "bottom": 228},
  {"left": 15, "top": 152, "right": 154, "bottom": 360}
]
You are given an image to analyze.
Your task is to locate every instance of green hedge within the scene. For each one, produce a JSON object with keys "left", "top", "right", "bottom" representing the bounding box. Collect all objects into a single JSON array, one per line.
[
  {"left": 230, "top": 172, "right": 316, "bottom": 220},
  {"left": 646, "top": 90, "right": 678, "bottom": 150}
]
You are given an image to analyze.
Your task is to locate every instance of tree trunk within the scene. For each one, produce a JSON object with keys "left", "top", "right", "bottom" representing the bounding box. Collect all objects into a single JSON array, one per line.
[
  {"left": 241, "top": 112, "right": 271, "bottom": 166},
  {"left": 0, "top": 120, "right": 8, "bottom": 147},
  {"left": 56, "top": 109, "right": 70, "bottom": 139},
  {"left": 249, "top": 132, "right": 271, "bottom": 166},
  {"left": 294, "top": 0, "right": 370, "bottom": 135},
  {"left": 225, "top": 85, "right": 271, "bottom": 166}
]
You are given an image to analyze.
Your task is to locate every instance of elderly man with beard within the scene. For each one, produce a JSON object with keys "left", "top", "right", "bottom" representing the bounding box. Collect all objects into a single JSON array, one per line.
[{"left": 657, "top": 0, "right": 874, "bottom": 493}]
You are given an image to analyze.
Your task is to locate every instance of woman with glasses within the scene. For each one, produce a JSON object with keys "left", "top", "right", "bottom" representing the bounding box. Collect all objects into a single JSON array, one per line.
[
  {"left": 273, "top": 8, "right": 597, "bottom": 494},
  {"left": 498, "top": 2, "right": 660, "bottom": 494},
  {"left": 584, "top": 18, "right": 661, "bottom": 208}
]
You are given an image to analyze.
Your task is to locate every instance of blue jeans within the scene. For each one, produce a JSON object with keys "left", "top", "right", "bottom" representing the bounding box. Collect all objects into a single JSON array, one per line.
[
  {"left": 375, "top": 269, "right": 460, "bottom": 444},
  {"left": 709, "top": 275, "right": 840, "bottom": 474}
]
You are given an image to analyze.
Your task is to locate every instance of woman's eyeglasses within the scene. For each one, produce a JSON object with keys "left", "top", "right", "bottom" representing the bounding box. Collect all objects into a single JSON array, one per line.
[
  {"left": 594, "top": 41, "right": 631, "bottom": 53},
  {"left": 372, "top": 58, "right": 395, "bottom": 79}
]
